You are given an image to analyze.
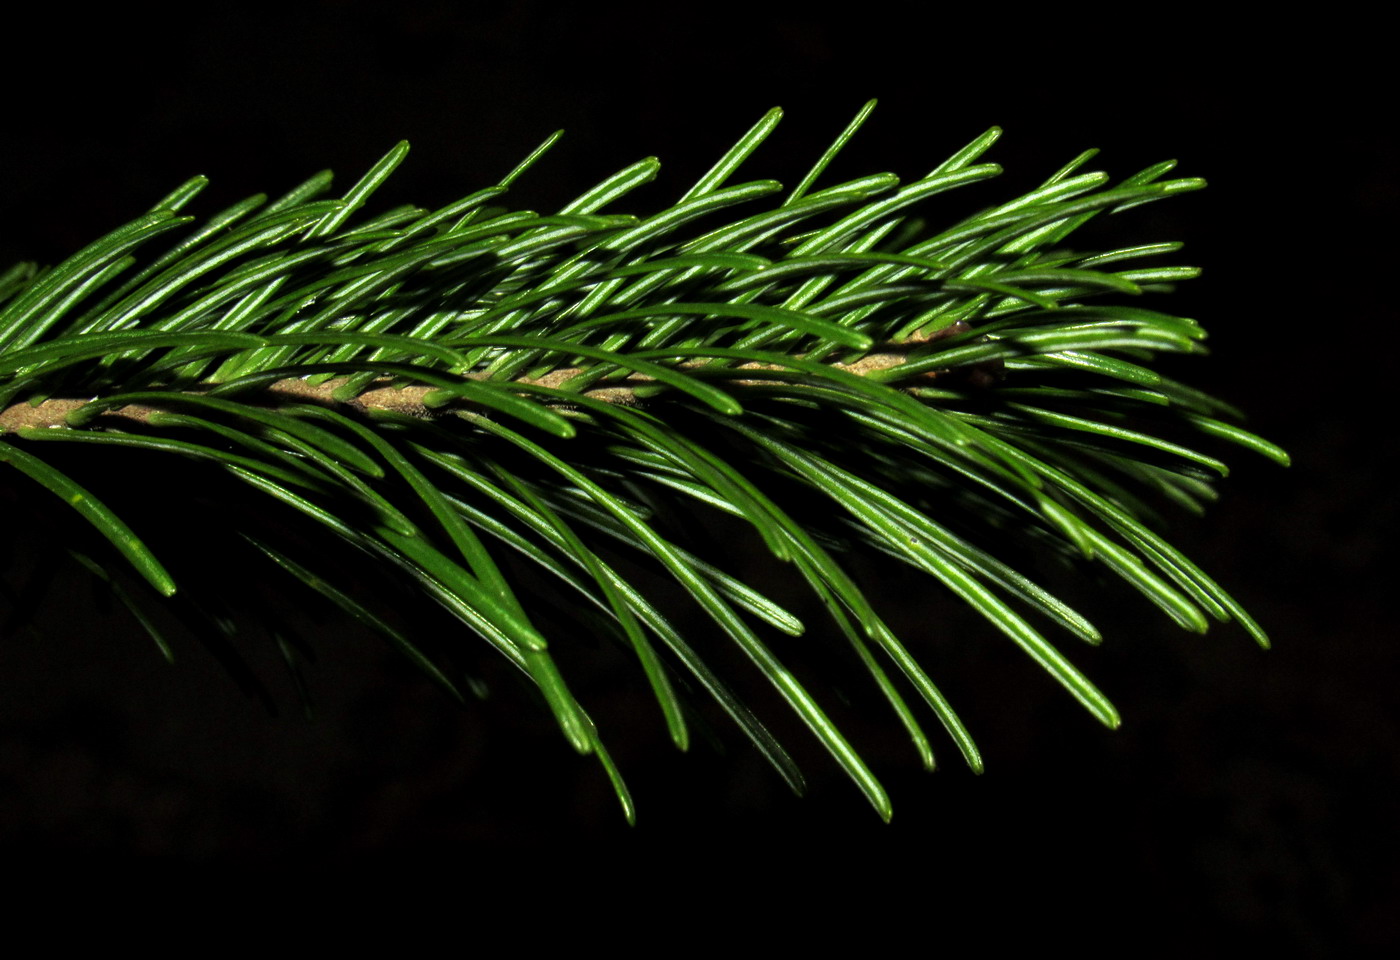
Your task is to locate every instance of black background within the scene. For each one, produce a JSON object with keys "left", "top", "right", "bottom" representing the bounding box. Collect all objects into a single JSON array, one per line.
[{"left": 0, "top": 2, "right": 1393, "bottom": 947}]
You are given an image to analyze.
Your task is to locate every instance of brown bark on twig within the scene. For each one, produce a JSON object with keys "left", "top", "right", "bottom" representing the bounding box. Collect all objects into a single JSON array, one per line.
[{"left": 1, "top": 323, "right": 991, "bottom": 434}]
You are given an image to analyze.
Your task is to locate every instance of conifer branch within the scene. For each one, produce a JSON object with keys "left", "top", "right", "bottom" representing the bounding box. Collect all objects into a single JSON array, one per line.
[{"left": 0, "top": 103, "right": 1287, "bottom": 822}]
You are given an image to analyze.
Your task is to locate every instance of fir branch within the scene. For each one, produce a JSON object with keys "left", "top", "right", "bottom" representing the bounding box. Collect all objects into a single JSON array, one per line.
[{"left": 0, "top": 102, "right": 1287, "bottom": 822}]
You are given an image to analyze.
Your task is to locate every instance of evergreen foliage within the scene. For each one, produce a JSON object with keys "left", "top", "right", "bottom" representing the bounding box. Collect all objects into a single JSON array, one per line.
[{"left": 0, "top": 103, "right": 1287, "bottom": 821}]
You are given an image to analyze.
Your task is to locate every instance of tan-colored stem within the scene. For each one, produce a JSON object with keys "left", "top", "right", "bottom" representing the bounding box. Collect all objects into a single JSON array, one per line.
[{"left": 0, "top": 325, "right": 973, "bottom": 434}]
